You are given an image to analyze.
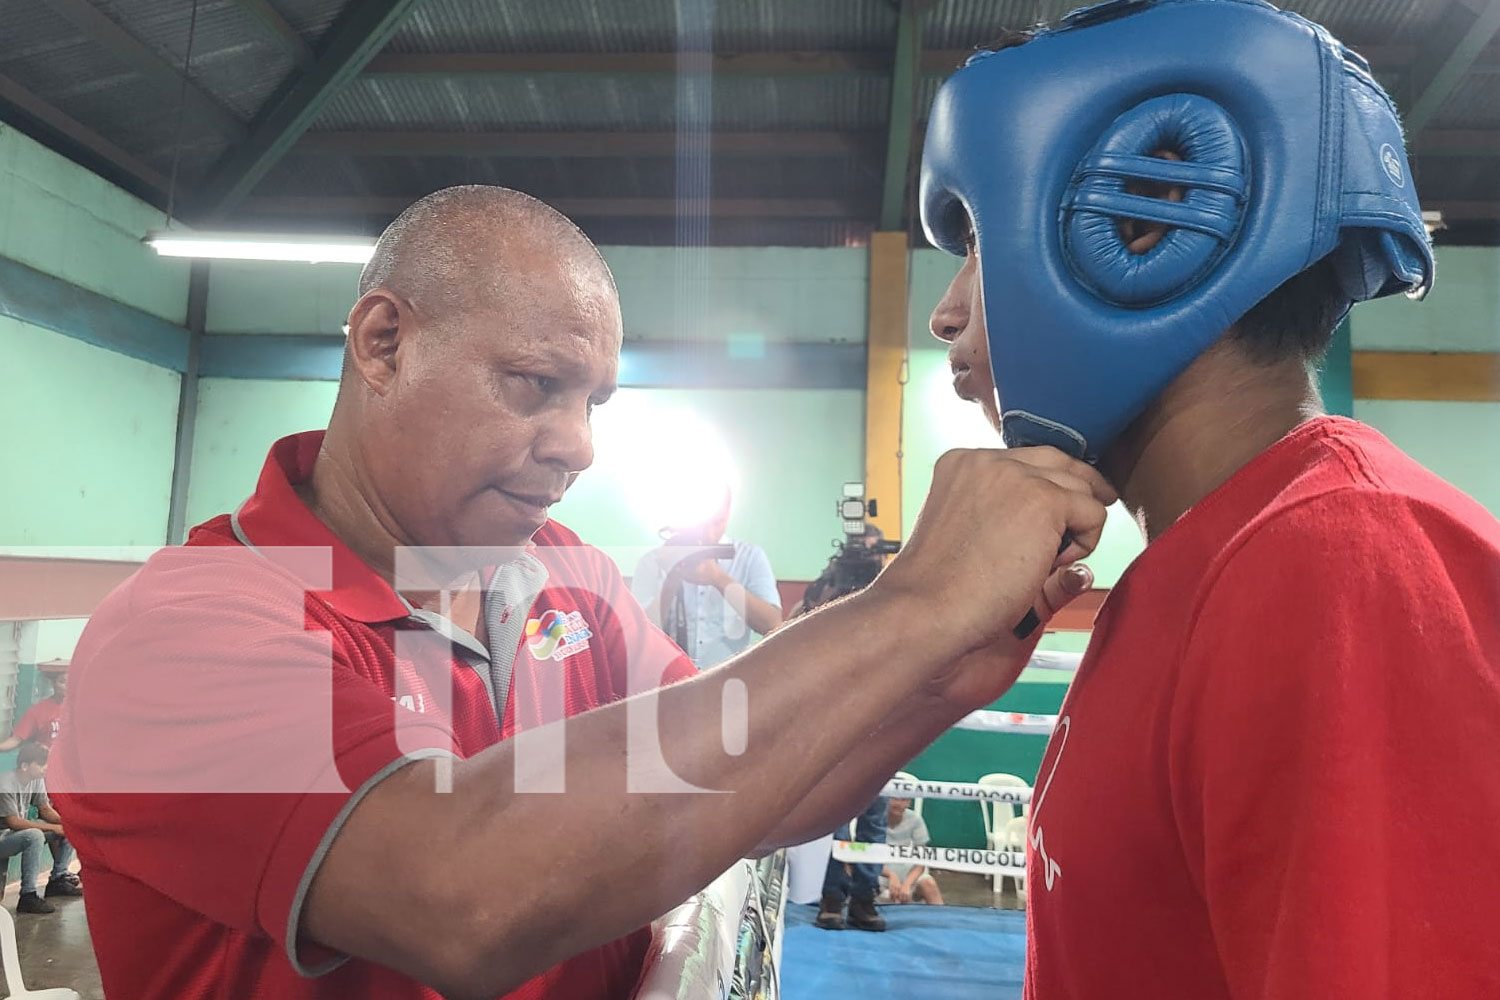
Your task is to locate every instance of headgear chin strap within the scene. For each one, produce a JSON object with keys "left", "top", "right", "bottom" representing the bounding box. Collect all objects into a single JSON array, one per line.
[{"left": 920, "top": 0, "right": 1434, "bottom": 461}]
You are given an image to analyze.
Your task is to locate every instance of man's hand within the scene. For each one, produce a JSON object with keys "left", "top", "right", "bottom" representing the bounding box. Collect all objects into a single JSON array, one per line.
[
  {"left": 928, "top": 562, "right": 1096, "bottom": 712},
  {"left": 890, "top": 881, "right": 912, "bottom": 903},
  {"left": 675, "top": 557, "right": 726, "bottom": 588},
  {"left": 872, "top": 447, "right": 1114, "bottom": 663}
]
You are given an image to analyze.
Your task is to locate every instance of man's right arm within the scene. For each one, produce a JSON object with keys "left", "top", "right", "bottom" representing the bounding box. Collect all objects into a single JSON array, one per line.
[{"left": 303, "top": 447, "right": 1115, "bottom": 999}]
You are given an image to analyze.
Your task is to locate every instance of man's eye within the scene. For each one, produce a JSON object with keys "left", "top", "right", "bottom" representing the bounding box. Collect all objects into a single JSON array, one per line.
[
  {"left": 962, "top": 225, "right": 978, "bottom": 254},
  {"left": 523, "top": 373, "right": 559, "bottom": 394}
]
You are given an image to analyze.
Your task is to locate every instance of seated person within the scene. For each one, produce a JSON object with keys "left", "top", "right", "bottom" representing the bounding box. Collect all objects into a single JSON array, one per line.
[
  {"left": 879, "top": 796, "right": 943, "bottom": 905},
  {"left": 0, "top": 743, "right": 80, "bottom": 913}
]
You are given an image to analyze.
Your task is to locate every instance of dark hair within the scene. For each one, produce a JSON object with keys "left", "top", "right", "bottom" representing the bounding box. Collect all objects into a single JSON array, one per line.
[
  {"left": 1228, "top": 255, "right": 1349, "bottom": 363},
  {"left": 970, "top": 22, "right": 1348, "bottom": 363},
  {"left": 17, "top": 743, "right": 48, "bottom": 769}
]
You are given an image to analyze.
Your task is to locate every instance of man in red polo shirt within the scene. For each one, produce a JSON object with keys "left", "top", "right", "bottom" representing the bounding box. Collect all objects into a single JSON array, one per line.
[
  {"left": 0, "top": 661, "right": 67, "bottom": 752},
  {"left": 52, "top": 185, "right": 1114, "bottom": 1000}
]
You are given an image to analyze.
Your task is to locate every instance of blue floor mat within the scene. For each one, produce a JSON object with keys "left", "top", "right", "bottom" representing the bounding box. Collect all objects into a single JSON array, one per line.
[{"left": 780, "top": 904, "right": 1025, "bottom": 1000}]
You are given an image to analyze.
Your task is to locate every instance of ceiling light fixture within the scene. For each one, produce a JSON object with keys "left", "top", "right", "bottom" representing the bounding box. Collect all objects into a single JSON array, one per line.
[{"left": 144, "top": 231, "right": 376, "bottom": 264}]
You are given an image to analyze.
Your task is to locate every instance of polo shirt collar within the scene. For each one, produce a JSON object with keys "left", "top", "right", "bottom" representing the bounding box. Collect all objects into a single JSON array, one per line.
[{"left": 231, "top": 431, "right": 412, "bottom": 624}]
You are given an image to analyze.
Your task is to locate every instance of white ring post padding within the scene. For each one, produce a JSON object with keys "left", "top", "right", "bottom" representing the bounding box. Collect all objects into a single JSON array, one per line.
[
  {"left": 632, "top": 860, "right": 753, "bottom": 1000},
  {"left": 951, "top": 710, "right": 1058, "bottom": 735},
  {"left": 1026, "top": 650, "right": 1082, "bottom": 672},
  {"left": 880, "top": 776, "right": 1034, "bottom": 804},
  {"left": 832, "top": 840, "right": 1027, "bottom": 877}
]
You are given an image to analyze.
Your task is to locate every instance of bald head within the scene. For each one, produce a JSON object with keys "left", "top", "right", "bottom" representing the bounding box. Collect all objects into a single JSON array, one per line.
[{"left": 357, "top": 185, "right": 614, "bottom": 318}]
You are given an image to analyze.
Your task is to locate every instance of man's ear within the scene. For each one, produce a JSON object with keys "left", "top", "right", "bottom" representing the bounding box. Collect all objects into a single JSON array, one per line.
[
  {"left": 344, "top": 290, "right": 406, "bottom": 396},
  {"left": 1120, "top": 150, "right": 1187, "bottom": 255}
]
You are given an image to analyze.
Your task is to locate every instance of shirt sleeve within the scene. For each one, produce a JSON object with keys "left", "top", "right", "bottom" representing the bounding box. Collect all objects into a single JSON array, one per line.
[
  {"left": 738, "top": 544, "right": 782, "bottom": 612},
  {"left": 10, "top": 706, "right": 39, "bottom": 743},
  {"left": 1172, "top": 491, "right": 1500, "bottom": 1000},
  {"left": 912, "top": 816, "right": 931, "bottom": 849},
  {"left": 0, "top": 779, "right": 21, "bottom": 822},
  {"left": 49, "top": 547, "right": 458, "bottom": 976},
  {"left": 629, "top": 550, "right": 666, "bottom": 627}
]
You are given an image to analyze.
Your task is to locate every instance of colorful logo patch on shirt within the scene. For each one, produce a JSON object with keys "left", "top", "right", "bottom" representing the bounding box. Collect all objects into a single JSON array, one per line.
[{"left": 525, "top": 609, "right": 594, "bottom": 661}]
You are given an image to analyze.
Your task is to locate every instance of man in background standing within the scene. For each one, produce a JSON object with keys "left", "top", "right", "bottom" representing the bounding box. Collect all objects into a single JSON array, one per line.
[
  {"left": 632, "top": 489, "right": 782, "bottom": 668},
  {"left": 0, "top": 660, "right": 67, "bottom": 752}
]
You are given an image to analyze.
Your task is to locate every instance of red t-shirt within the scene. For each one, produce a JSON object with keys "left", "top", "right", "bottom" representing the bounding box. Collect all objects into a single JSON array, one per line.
[
  {"left": 11, "top": 697, "right": 61, "bottom": 749},
  {"left": 1025, "top": 417, "right": 1500, "bottom": 998},
  {"left": 51, "top": 431, "right": 696, "bottom": 1000}
]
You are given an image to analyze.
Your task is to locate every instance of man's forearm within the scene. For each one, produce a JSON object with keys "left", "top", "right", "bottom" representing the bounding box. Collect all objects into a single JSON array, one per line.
[
  {"left": 720, "top": 580, "right": 782, "bottom": 635},
  {"left": 756, "top": 692, "right": 964, "bottom": 850},
  {"left": 364, "top": 588, "right": 964, "bottom": 997}
]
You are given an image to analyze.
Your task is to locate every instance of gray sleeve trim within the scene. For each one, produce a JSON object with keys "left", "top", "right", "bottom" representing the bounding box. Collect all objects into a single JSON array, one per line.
[{"left": 284, "top": 747, "right": 460, "bottom": 978}]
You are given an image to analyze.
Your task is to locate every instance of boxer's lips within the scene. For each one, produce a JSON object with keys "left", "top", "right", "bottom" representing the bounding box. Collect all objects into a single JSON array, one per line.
[{"left": 952, "top": 366, "right": 980, "bottom": 401}]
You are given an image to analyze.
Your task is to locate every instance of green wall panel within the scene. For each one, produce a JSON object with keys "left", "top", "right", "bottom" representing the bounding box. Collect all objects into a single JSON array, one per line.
[
  {"left": 0, "top": 123, "right": 189, "bottom": 323},
  {"left": 1, "top": 317, "right": 180, "bottom": 546},
  {"left": 185, "top": 378, "right": 339, "bottom": 527}
]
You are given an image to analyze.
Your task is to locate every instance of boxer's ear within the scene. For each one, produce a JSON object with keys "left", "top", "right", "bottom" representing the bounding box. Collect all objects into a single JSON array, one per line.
[{"left": 1119, "top": 150, "right": 1185, "bottom": 254}]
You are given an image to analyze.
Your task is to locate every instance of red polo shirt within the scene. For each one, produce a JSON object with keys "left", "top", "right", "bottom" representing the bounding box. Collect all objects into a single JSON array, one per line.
[{"left": 51, "top": 431, "right": 697, "bottom": 1000}]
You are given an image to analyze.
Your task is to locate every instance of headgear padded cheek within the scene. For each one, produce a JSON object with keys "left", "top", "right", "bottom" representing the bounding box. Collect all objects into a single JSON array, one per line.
[{"left": 920, "top": 0, "right": 1434, "bottom": 462}]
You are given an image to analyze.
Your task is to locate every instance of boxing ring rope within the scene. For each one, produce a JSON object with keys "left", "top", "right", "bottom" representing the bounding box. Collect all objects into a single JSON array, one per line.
[
  {"left": 630, "top": 651, "right": 1071, "bottom": 998},
  {"left": 632, "top": 853, "right": 789, "bottom": 1000}
]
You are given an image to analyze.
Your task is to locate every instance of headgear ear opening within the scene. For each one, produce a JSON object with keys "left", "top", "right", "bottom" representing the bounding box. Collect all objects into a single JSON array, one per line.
[{"left": 1062, "top": 95, "right": 1249, "bottom": 308}]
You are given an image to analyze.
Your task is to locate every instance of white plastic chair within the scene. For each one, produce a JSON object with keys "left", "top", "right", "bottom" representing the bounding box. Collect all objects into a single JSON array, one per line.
[
  {"left": 892, "top": 770, "right": 924, "bottom": 817},
  {"left": 1001, "top": 815, "right": 1029, "bottom": 899},
  {"left": 0, "top": 905, "right": 81, "bottom": 999},
  {"left": 977, "top": 773, "right": 1031, "bottom": 895}
]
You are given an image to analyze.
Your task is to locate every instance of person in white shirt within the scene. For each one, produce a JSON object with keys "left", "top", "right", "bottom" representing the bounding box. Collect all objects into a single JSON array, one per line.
[
  {"left": 880, "top": 797, "right": 943, "bottom": 905},
  {"left": 631, "top": 490, "right": 782, "bottom": 669}
]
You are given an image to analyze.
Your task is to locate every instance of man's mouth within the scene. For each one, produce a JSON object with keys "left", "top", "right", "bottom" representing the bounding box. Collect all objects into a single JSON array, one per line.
[
  {"left": 498, "top": 489, "right": 563, "bottom": 513},
  {"left": 951, "top": 365, "right": 978, "bottom": 401}
]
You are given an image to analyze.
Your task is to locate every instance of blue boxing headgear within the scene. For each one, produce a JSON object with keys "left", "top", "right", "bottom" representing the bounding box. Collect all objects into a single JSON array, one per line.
[{"left": 920, "top": 0, "right": 1434, "bottom": 461}]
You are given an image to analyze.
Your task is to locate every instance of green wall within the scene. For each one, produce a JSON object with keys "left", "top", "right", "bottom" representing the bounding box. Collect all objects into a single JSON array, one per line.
[
  {"left": 185, "top": 378, "right": 340, "bottom": 527},
  {"left": 1, "top": 124, "right": 185, "bottom": 549}
]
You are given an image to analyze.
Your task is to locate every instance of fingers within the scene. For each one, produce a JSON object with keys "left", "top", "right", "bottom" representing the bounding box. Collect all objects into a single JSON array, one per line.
[
  {"left": 1004, "top": 447, "right": 1118, "bottom": 506},
  {"left": 1037, "top": 563, "right": 1094, "bottom": 624}
]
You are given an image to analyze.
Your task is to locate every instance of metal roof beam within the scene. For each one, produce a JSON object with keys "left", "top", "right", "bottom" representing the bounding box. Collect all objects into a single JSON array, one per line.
[
  {"left": 230, "top": 0, "right": 315, "bottom": 68},
  {"left": 880, "top": 0, "right": 924, "bottom": 231},
  {"left": 1403, "top": 0, "right": 1500, "bottom": 136},
  {"left": 1415, "top": 128, "right": 1500, "bottom": 155},
  {"left": 195, "top": 0, "right": 423, "bottom": 220},
  {"left": 293, "top": 129, "right": 879, "bottom": 157},
  {"left": 242, "top": 195, "right": 859, "bottom": 219},
  {"left": 42, "top": 0, "right": 245, "bottom": 138},
  {"left": 0, "top": 72, "right": 170, "bottom": 198}
]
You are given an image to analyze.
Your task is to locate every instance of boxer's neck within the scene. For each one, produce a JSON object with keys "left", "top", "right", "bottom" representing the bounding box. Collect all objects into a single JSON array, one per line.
[{"left": 1102, "top": 340, "right": 1324, "bottom": 542}]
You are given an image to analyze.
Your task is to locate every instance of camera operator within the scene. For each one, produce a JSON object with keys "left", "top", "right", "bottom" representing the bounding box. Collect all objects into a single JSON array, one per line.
[
  {"left": 791, "top": 512, "right": 902, "bottom": 932},
  {"left": 630, "top": 489, "right": 782, "bottom": 669}
]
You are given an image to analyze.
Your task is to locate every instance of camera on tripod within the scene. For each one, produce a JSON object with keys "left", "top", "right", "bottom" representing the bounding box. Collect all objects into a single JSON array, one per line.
[{"left": 797, "top": 484, "right": 903, "bottom": 614}]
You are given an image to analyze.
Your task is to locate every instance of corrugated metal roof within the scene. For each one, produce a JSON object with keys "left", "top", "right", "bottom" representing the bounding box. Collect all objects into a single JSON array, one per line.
[
  {"left": 387, "top": 0, "right": 899, "bottom": 54},
  {"left": 1431, "top": 72, "right": 1500, "bottom": 129},
  {"left": 263, "top": 149, "right": 877, "bottom": 200},
  {"left": 87, "top": 0, "right": 287, "bottom": 122},
  {"left": 315, "top": 73, "right": 890, "bottom": 131},
  {"left": 0, "top": 0, "right": 234, "bottom": 175},
  {"left": 390, "top": 0, "right": 679, "bottom": 53},
  {"left": 270, "top": 0, "right": 347, "bottom": 48}
]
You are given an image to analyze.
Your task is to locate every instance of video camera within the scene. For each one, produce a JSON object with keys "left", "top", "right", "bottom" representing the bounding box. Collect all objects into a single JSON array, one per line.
[{"left": 800, "top": 484, "right": 902, "bottom": 612}]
